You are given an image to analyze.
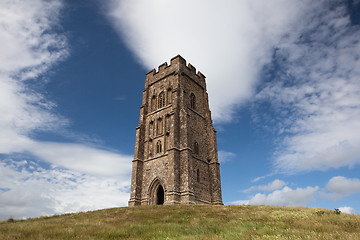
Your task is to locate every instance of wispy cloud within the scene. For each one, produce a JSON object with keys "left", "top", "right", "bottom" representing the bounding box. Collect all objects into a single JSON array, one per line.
[
  {"left": 237, "top": 176, "right": 360, "bottom": 208},
  {"left": 28, "top": 141, "right": 132, "bottom": 177},
  {"left": 0, "top": 0, "right": 68, "bottom": 78},
  {"left": 0, "top": 159, "right": 130, "bottom": 220},
  {"left": 0, "top": 0, "right": 132, "bottom": 219},
  {"left": 235, "top": 186, "right": 318, "bottom": 207},
  {"left": 243, "top": 179, "right": 287, "bottom": 193},
  {"left": 229, "top": 200, "right": 249, "bottom": 205},
  {"left": 218, "top": 150, "right": 235, "bottom": 163},
  {"left": 255, "top": 2, "right": 360, "bottom": 172},
  {"left": 0, "top": 0, "right": 69, "bottom": 152},
  {"left": 251, "top": 172, "right": 278, "bottom": 183},
  {"left": 0, "top": 0, "right": 69, "bottom": 153},
  {"left": 105, "top": 0, "right": 360, "bottom": 174},
  {"left": 106, "top": 0, "right": 314, "bottom": 122}
]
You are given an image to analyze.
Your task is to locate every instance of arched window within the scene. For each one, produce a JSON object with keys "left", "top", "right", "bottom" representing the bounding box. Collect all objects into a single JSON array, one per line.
[
  {"left": 196, "top": 169, "right": 200, "bottom": 182},
  {"left": 194, "top": 141, "right": 199, "bottom": 155},
  {"left": 149, "top": 120, "right": 154, "bottom": 137},
  {"left": 156, "top": 140, "right": 162, "bottom": 153},
  {"left": 190, "top": 93, "right": 196, "bottom": 109},
  {"left": 157, "top": 118, "right": 163, "bottom": 135},
  {"left": 158, "top": 91, "right": 165, "bottom": 108},
  {"left": 151, "top": 95, "right": 157, "bottom": 111},
  {"left": 149, "top": 139, "right": 153, "bottom": 157},
  {"left": 166, "top": 88, "right": 172, "bottom": 105},
  {"left": 166, "top": 115, "right": 171, "bottom": 132}
]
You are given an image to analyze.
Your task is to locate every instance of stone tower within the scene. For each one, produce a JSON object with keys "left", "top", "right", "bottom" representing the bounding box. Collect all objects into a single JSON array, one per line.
[{"left": 128, "top": 55, "right": 222, "bottom": 206}]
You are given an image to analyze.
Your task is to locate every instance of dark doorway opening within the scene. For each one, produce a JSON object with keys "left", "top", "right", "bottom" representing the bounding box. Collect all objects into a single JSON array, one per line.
[{"left": 156, "top": 185, "right": 164, "bottom": 205}]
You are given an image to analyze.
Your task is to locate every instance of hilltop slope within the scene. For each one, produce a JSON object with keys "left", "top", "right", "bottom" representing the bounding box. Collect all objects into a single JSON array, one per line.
[{"left": 1, "top": 205, "right": 359, "bottom": 239}]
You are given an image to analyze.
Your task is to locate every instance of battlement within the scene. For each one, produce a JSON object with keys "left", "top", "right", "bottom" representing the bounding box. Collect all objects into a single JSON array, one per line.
[{"left": 146, "top": 55, "right": 206, "bottom": 81}]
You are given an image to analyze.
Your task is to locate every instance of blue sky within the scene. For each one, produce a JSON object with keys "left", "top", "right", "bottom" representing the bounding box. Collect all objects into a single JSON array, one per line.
[{"left": 1, "top": 0, "right": 360, "bottom": 219}]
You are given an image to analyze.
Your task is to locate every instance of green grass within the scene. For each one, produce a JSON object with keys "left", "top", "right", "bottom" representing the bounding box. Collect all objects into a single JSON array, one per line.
[{"left": 1, "top": 205, "right": 359, "bottom": 239}]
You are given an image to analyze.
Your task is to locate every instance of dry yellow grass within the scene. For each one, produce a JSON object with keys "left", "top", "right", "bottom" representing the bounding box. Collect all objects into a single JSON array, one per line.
[{"left": 1, "top": 205, "right": 359, "bottom": 239}]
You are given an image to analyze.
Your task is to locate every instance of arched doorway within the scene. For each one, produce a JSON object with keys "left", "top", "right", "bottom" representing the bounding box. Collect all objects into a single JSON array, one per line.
[
  {"left": 148, "top": 178, "right": 166, "bottom": 205},
  {"left": 156, "top": 185, "right": 164, "bottom": 205},
  {"left": 155, "top": 185, "right": 165, "bottom": 205}
]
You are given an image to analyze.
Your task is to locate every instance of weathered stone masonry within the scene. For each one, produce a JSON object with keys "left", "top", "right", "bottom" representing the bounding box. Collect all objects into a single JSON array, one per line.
[{"left": 128, "top": 55, "right": 223, "bottom": 206}]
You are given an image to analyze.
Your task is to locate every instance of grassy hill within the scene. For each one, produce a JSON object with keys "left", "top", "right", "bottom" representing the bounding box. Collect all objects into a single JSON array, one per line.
[{"left": 1, "top": 205, "right": 359, "bottom": 239}]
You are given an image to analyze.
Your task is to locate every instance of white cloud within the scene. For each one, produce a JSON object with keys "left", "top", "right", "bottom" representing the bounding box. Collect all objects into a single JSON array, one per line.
[
  {"left": 237, "top": 186, "right": 318, "bottom": 207},
  {"left": 338, "top": 206, "right": 356, "bottom": 214},
  {"left": 106, "top": 0, "right": 314, "bottom": 122},
  {"left": 0, "top": 159, "right": 130, "bottom": 220},
  {"left": 257, "top": 179, "right": 287, "bottom": 191},
  {"left": 0, "top": 0, "right": 68, "bottom": 77},
  {"left": 218, "top": 150, "right": 235, "bottom": 163},
  {"left": 251, "top": 173, "right": 277, "bottom": 183},
  {"left": 324, "top": 176, "right": 360, "bottom": 200},
  {"left": 0, "top": 0, "right": 69, "bottom": 155},
  {"left": 244, "top": 179, "right": 287, "bottom": 193},
  {"left": 29, "top": 141, "right": 132, "bottom": 177},
  {"left": 0, "top": 0, "right": 133, "bottom": 219},
  {"left": 105, "top": 1, "right": 360, "bottom": 173},
  {"left": 229, "top": 200, "right": 249, "bottom": 205},
  {"left": 255, "top": 2, "right": 360, "bottom": 172}
]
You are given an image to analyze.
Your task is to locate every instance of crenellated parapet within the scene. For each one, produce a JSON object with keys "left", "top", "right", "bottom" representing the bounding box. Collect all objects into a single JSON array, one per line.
[{"left": 145, "top": 55, "right": 206, "bottom": 89}]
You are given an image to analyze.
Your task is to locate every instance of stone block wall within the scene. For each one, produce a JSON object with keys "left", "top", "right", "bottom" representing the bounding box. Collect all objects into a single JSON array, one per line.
[{"left": 129, "top": 55, "right": 222, "bottom": 206}]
